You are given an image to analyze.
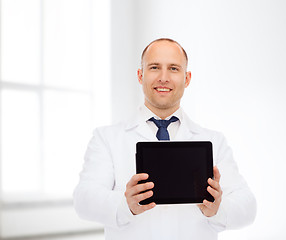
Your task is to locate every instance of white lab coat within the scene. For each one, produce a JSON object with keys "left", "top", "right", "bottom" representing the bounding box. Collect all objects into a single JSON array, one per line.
[{"left": 73, "top": 108, "right": 256, "bottom": 240}]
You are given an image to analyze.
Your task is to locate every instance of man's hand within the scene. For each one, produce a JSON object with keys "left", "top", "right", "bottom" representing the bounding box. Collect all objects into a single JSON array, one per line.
[
  {"left": 198, "top": 166, "right": 222, "bottom": 217},
  {"left": 125, "top": 173, "right": 156, "bottom": 215}
]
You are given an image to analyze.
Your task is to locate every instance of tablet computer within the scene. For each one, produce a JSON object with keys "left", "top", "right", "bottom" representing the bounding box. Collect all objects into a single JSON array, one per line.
[{"left": 136, "top": 141, "right": 214, "bottom": 205}]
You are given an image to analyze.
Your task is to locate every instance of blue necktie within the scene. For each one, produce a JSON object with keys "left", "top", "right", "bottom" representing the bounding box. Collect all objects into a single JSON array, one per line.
[{"left": 149, "top": 116, "right": 179, "bottom": 140}]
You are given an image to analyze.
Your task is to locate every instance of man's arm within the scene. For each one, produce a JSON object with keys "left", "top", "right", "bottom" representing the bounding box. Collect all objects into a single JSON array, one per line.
[
  {"left": 73, "top": 128, "right": 125, "bottom": 228},
  {"left": 203, "top": 133, "right": 257, "bottom": 231}
]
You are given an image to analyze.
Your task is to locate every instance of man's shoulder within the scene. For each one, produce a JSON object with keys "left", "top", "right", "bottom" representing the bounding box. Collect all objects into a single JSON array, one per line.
[
  {"left": 94, "top": 109, "right": 142, "bottom": 133},
  {"left": 182, "top": 112, "right": 225, "bottom": 140},
  {"left": 92, "top": 121, "right": 126, "bottom": 135}
]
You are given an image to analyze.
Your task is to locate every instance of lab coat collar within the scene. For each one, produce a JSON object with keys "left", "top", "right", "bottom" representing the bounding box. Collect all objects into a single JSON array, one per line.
[
  {"left": 124, "top": 106, "right": 201, "bottom": 140},
  {"left": 124, "top": 106, "right": 156, "bottom": 140}
]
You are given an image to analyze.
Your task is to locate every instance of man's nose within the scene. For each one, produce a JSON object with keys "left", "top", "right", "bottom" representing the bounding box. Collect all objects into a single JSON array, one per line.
[{"left": 159, "top": 68, "right": 169, "bottom": 83}]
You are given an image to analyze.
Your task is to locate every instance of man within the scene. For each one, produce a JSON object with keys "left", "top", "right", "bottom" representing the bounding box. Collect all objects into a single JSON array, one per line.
[{"left": 74, "top": 38, "right": 256, "bottom": 240}]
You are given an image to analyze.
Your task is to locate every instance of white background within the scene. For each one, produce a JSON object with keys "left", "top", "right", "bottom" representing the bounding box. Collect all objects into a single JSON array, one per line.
[{"left": 0, "top": 0, "right": 286, "bottom": 239}]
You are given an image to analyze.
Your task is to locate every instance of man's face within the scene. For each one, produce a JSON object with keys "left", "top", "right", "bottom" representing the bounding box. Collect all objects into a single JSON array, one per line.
[{"left": 138, "top": 40, "right": 191, "bottom": 115}]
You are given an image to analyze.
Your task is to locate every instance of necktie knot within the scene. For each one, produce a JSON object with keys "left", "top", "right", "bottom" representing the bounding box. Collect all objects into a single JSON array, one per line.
[{"left": 149, "top": 116, "right": 179, "bottom": 140}]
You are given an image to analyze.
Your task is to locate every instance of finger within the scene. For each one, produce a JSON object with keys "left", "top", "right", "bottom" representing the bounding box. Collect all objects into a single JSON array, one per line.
[
  {"left": 208, "top": 178, "right": 221, "bottom": 192},
  {"left": 197, "top": 203, "right": 205, "bottom": 212},
  {"left": 136, "top": 202, "right": 156, "bottom": 214},
  {"left": 197, "top": 203, "right": 203, "bottom": 208},
  {"left": 141, "top": 202, "right": 156, "bottom": 210},
  {"left": 213, "top": 166, "right": 221, "bottom": 182},
  {"left": 126, "top": 173, "right": 149, "bottom": 188},
  {"left": 126, "top": 188, "right": 154, "bottom": 214},
  {"left": 125, "top": 181, "right": 154, "bottom": 198},
  {"left": 203, "top": 199, "right": 214, "bottom": 209},
  {"left": 199, "top": 200, "right": 213, "bottom": 215},
  {"left": 135, "top": 190, "right": 154, "bottom": 203},
  {"left": 127, "top": 182, "right": 154, "bottom": 198},
  {"left": 200, "top": 199, "right": 220, "bottom": 217},
  {"left": 207, "top": 186, "right": 221, "bottom": 201},
  {"left": 127, "top": 190, "right": 154, "bottom": 208}
]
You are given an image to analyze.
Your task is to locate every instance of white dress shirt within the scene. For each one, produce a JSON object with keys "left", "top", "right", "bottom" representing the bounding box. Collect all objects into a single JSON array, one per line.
[
  {"left": 74, "top": 105, "right": 256, "bottom": 240},
  {"left": 142, "top": 104, "right": 182, "bottom": 140}
]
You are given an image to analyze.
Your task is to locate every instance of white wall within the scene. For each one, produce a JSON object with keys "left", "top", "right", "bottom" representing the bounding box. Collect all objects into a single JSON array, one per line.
[
  {"left": 110, "top": 0, "right": 286, "bottom": 239},
  {"left": 110, "top": 0, "right": 139, "bottom": 121}
]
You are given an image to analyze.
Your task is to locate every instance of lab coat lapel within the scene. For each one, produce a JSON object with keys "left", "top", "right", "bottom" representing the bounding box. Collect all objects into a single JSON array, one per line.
[
  {"left": 174, "top": 110, "right": 201, "bottom": 140},
  {"left": 175, "top": 122, "right": 193, "bottom": 140},
  {"left": 136, "top": 122, "right": 157, "bottom": 140},
  {"left": 125, "top": 111, "right": 157, "bottom": 141}
]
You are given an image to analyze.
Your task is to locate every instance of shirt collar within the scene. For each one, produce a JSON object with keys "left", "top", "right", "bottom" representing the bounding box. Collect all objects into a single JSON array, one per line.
[
  {"left": 139, "top": 104, "right": 183, "bottom": 122},
  {"left": 125, "top": 104, "right": 201, "bottom": 135}
]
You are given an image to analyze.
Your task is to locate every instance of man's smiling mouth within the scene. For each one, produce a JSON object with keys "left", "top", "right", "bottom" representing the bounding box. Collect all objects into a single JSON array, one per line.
[{"left": 155, "top": 87, "right": 171, "bottom": 92}]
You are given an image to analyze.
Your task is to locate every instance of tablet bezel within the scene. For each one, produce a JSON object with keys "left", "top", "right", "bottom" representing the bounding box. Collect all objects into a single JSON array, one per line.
[{"left": 136, "top": 141, "right": 214, "bottom": 205}]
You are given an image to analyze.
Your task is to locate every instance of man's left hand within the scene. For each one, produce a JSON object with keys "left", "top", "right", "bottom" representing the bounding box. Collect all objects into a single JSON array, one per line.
[{"left": 198, "top": 166, "right": 222, "bottom": 217}]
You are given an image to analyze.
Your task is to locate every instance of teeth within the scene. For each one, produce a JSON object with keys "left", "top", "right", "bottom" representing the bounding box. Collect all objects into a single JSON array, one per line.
[{"left": 156, "top": 88, "right": 170, "bottom": 92}]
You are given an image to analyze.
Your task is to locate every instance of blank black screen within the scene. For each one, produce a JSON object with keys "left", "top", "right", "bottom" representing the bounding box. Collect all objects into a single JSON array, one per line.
[{"left": 136, "top": 142, "right": 213, "bottom": 205}]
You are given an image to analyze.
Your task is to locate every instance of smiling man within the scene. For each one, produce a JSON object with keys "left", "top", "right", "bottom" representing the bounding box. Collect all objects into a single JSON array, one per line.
[
  {"left": 138, "top": 40, "right": 191, "bottom": 119},
  {"left": 74, "top": 38, "right": 256, "bottom": 240}
]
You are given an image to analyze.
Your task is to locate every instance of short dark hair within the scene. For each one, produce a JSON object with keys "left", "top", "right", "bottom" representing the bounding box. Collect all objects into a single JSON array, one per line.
[{"left": 141, "top": 38, "right": 188, "bottom": 67}]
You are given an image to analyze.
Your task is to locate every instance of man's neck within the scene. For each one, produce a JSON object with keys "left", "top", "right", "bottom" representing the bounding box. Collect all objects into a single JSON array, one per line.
[{"left": 144, "top": 103, "right": 180, "bottom": 120}]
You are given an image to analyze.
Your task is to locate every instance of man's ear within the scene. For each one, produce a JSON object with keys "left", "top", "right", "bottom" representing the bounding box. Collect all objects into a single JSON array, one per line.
[
  {"left": 138, "top": 68, "right": 143, "bottom": 84},
  {"left": 185, "top": 71, "right": 191, "bottom": 88}
]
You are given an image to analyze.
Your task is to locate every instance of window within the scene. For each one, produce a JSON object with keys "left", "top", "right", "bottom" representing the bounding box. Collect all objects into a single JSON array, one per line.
[{"left": 0, "top": 0, "right": 110, "bottom": 237}]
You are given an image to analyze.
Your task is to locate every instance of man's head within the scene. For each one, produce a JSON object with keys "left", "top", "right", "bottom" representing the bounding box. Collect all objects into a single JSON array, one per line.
[
  {"left": 138, "top": 38, "right": 191, "bottom": 119},
  {"left": 141, "top": 38, "right": 189, "bottom": 69}
]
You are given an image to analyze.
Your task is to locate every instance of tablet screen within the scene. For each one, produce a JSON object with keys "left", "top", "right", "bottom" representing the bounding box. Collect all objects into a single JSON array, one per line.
[{"left": 136, "top": 141, "right": 214, "bottom": 205}]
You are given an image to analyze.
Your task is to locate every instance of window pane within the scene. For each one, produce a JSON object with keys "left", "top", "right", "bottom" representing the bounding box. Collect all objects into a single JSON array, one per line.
[
  {"left": 43, "top": 91, "right": 92, "bottom": 197},
  {"left": 1, "top": 90, "right": 41, "bottom": 194},
  {"left": 0, "top": 0, "right": 40, "bottom": 84},
  {"left": 43, "top": 0, "right": 91, "bottom": 90}
]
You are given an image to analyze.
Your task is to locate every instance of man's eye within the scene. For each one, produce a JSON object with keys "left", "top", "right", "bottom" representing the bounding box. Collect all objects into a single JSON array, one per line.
[
  {"left": 150, "top": 66, "right": 158, "bottom": 70},
  {"left": 171, "top": 67, "right": 178, "bottom": 71}
]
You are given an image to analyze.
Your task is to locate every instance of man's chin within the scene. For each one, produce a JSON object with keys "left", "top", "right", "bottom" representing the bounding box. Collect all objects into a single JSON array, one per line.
[
  {"left": 145, "top": 98, "right": 180, "bottom": 112},
  {"left": 151, "top": 102, "right": 178, "bottom": 111}
]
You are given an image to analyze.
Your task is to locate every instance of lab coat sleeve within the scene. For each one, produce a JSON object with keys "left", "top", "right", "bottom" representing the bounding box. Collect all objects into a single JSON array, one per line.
[
  {"left": 73, "top": 128, "right": 133, "bottom": 228},
  {"left": 207, "top": 133, "right": 257, "bottom": 231}
]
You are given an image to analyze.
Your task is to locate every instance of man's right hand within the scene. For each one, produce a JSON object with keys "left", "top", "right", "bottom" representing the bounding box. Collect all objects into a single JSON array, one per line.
[{"left": 125, "top": 173, "right": 156, "bottom": 215}]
